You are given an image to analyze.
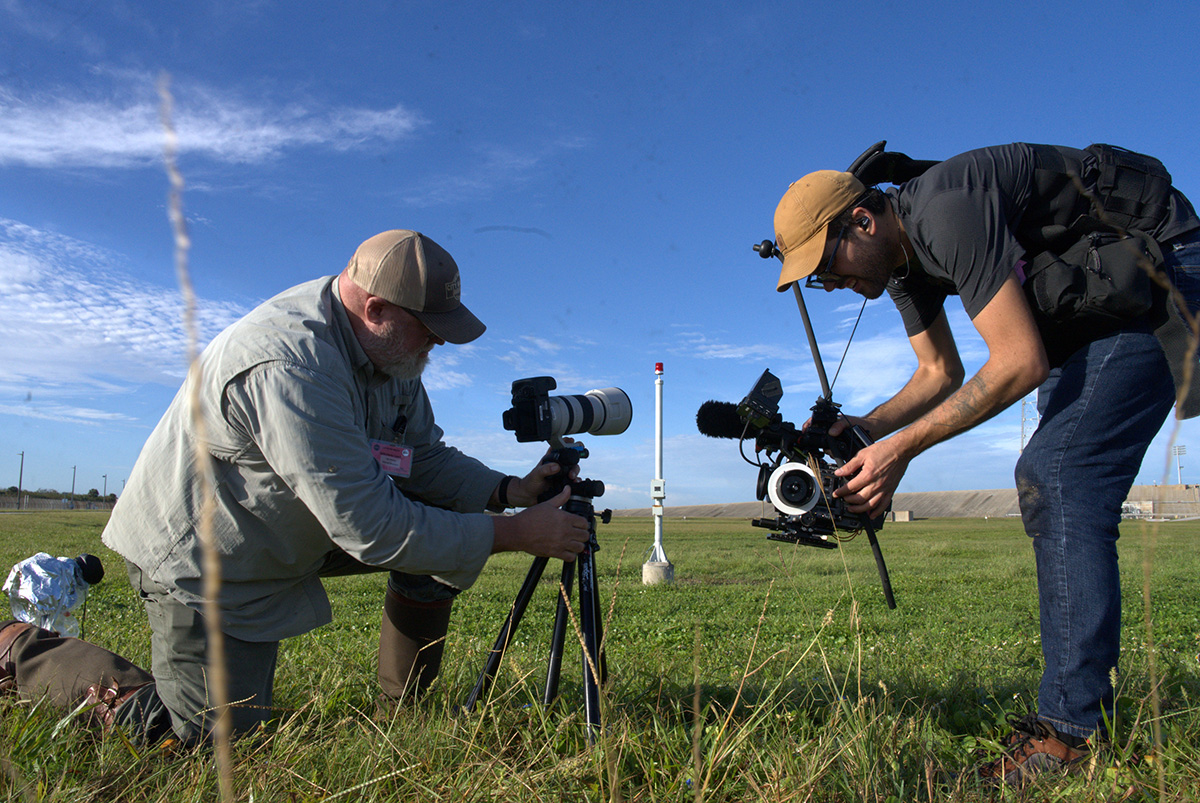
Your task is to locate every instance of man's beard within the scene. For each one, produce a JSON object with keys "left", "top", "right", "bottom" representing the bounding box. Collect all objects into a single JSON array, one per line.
[
  {"left": 852, "top": 235, "right": 901, "bottom": 299},
  {"left": 379, "top": 350, "right": 429, "bottom": 380},
  {"left": 360, "top": 324, "right": 430, "bottom": 380}
]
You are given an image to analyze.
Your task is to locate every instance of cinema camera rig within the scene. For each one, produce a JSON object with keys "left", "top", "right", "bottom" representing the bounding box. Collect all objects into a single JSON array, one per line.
[
  {"left": 741, "top": 369, "right": 884, "bottom": 542},
  {"left": 700, "top": 369, "right": 896, "bottom": 609}
]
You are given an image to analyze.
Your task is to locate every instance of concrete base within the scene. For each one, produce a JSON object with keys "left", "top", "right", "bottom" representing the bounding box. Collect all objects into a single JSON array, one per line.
[{"left": 642, "top": 560, "right": 674, "bottom": 585}]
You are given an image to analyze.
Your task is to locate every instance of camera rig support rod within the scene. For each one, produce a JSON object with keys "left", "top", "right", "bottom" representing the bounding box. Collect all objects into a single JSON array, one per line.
[
  {"left": 791, "top": 284, "right": 832, "bottom": 401},
  {"left": 862, "top": 518, "right": 896, "bottom": 609},
  {"left": 754, "top": 241, "right": 897, "bottom": 608},
  {"left": 754, "top": 240, "right": 832, "bottom": 399}
]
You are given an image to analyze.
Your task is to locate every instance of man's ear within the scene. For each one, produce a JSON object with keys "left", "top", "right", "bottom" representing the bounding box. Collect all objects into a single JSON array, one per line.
[
  {"left": 362, "top": 296, "right": 390, "bottom": 325},
  {"left": 851, "top": 207, "right": 874, "bottom": 234}
]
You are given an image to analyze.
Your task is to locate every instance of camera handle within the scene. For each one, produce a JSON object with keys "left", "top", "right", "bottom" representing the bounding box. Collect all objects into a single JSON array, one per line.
[{"left": 463, "top": 446, "right": 610, "bottom": 743}]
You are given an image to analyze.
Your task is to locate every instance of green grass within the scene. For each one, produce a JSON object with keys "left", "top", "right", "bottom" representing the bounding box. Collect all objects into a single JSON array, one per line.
[{"left": 3, "top": 511, "right": 1199, "bottom": 801}]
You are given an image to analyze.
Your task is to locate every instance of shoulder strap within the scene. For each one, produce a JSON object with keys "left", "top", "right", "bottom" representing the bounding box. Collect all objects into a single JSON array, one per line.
[{"left": 1089, "top": 144, "right": 1173, "bottom": 229}]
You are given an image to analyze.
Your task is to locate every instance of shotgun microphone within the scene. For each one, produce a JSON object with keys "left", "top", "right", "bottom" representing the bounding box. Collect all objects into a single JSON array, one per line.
[{"left": 695, "top": 400, "right": 746, "bottom": 440}]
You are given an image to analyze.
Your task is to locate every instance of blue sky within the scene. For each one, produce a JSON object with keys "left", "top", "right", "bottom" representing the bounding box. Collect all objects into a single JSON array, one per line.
[{"left": 3, "top": 0, "right": 1200, "bottom": 515}]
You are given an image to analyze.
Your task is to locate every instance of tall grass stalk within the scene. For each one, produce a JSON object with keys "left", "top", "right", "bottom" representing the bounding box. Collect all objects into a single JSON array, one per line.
[{"left": 158, "top": 73, "right": 233, "bottom": 801}]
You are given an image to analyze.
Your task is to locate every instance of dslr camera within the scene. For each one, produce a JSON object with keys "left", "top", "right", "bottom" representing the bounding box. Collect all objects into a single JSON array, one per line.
[{"left": 502, "top": 376, "right": 632, "bottom": 444}]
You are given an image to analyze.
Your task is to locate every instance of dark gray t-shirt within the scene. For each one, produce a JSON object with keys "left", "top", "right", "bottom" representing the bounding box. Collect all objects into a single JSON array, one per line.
[
  {"left": 885, "top": 143, "right": 1036, "bottom": 335},
  {"left": 885, "top": 142, "right": 1197, "bottom": 337}
]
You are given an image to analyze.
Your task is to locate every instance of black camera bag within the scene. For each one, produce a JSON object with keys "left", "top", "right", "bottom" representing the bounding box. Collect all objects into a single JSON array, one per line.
[
  {"left": 1022, "top": 229, "right": 1163, "bottom": 364},
  {"left": 1018, "top": 143, "right": 1176, "bottom": 365}
]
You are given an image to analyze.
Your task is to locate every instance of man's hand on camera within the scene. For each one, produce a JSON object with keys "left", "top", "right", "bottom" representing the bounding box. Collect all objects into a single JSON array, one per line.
[
  {"left": 831, "top": 438, "right": 910, "bottom": 519},
  {"left": 491, "top": 487, "right": 590, "bottom": 561},
  {"left": 823, "top": 414, "right": 876, "bottom": 439},
  {"left": 504, "top": 439, "right": 585, "bottom": 507}
]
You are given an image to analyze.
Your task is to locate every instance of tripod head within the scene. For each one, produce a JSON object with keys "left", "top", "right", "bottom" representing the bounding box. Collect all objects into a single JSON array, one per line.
[
  {"left": 536, "top": 440, "right": 606, "bottom": 503},
  {"left": 533, "top": 440, "right": 612, "bottom": 534}
]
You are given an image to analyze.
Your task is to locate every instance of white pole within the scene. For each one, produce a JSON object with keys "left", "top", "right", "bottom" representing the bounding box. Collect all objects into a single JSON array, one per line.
[
  {"left": 652, "top": 362, "right": 665, "bottom": 556},
  {"left": 643, "top": 362, "right": 673, "bottom": 584}
]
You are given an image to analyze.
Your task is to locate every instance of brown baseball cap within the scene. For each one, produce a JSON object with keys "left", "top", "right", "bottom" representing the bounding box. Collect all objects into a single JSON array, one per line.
[
  {"left": 773, "top": 170, "right": 866, "bottom": 291},
  {"left": 346, "top": 230, "right": 486, "bottom": 344}
]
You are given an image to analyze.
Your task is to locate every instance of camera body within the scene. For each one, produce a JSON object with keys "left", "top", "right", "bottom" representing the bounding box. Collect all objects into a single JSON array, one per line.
[
  {"left": 736, "top": 370, "right": 887, "bottom": 549},
  {"left": 502, "top": 376, "right": 632, "bottom": 443}
]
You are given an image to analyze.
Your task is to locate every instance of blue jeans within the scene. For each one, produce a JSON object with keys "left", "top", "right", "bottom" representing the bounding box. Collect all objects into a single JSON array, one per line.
[{"left": 1014, "top": 230, "right": 1200, "bottom": 739}]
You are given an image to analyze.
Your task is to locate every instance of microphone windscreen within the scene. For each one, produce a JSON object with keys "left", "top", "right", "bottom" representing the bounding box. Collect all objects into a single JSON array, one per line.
[{"left": 696, "top": 400, "right": 745, "bottom": 439}]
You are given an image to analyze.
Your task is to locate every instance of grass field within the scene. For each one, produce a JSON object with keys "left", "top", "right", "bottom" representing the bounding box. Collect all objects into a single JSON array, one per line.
[{"left": 2, "top": 511, "right": 1199, "bottom": 801}]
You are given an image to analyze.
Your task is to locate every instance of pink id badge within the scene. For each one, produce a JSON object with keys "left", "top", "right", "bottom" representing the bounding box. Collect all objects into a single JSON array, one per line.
[{"left": 370, "top": 440, "right": 413, "bottom": 478}]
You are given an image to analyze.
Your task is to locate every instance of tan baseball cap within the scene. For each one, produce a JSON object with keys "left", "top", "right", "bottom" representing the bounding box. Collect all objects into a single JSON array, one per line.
[
  {"left": 346, "top": 230, "right": 486, "bottom": 344},
  {"left": 773, "top": 170, "right": 866, "bottom": 291}
]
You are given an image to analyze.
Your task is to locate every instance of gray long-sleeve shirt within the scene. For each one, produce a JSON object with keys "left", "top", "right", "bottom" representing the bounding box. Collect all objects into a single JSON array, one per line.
[{"left": 103, "top": 276, "right": 503, "bottom": 641}]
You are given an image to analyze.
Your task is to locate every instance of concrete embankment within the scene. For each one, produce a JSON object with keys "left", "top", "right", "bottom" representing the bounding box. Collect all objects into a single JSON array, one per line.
[{"left": 612, "top": 484, "right": 1200, "bottom": 519}]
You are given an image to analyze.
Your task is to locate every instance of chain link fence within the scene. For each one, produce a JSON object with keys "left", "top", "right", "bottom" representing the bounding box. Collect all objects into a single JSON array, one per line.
[{"left": 0, "top": 495, "right": 115, "bottom": 511}]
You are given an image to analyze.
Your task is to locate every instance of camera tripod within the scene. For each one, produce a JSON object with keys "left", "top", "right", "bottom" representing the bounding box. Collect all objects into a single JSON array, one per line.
[{"left": 464, "top": 444, "right": 610, "bottom": 742}]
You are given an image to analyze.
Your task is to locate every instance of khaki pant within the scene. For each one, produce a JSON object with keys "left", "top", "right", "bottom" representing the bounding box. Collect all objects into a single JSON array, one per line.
[{"left": 4, "top": 556, "right": 457, "bottom": 743}]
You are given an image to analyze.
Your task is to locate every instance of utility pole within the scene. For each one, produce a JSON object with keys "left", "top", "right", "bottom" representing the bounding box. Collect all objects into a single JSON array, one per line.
[
  {"left": 16, "top": 451, "right": 24, "bottom": 511},
  {"left": 1020, "top": 395, "right": 1039, "bottom": 452},
  {"left": 102, "top": 474, "right": 108, "bottom": 497},
  {"left": 71, "top": 465, "right": 77, "bottom": 510}
]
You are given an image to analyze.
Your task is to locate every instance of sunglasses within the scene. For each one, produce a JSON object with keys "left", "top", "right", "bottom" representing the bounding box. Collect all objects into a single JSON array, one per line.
[{"left": 804, "top": 223, "right": 849, "bottom": 289}]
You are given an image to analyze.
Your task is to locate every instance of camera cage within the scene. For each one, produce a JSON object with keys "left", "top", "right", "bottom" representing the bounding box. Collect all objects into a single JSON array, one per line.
[
  {"left": 732, "top": 369, "right": 884, "bottom": 550},
  {"left": 730, "top": 369, "right": 896, "bottom": 608}
]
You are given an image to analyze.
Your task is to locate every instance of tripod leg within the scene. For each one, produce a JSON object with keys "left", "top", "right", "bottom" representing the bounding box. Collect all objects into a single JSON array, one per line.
[
  {"left": 587, "top": 550, "right": 608, "bottom": 685},
  {"left": 577, "top": 548, "right": 602, "bottom": 742},
  {"left": 543, "top": 560, "right": 574, "bottom": 705},
  {"left": 465, "top": 556, "right": 548, "bottom": 711}
]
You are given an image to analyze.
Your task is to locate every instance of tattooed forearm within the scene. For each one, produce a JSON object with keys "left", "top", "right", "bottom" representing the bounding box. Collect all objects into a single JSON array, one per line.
[
  {"left": 936, "top": 373, "right": 993, "bottom": 433},
  {"left": 893, "top": 370, "right": 1018, "bottom": 460}
]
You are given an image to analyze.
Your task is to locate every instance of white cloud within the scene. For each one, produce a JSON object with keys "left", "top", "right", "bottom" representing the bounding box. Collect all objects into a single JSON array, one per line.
[
  {"left": 0, "top": 401, "right": 138, "bottom": 426},
  {"left": 397, "top": 136, "right": 590, "bottom": 207},
  {"left": 423, "top": 367, "right": 474, "bottom": 391},
  {"left": 671, "top": 332, "right": 790, "bottom": 362},
  {"left": 0, "top": 218, "right": 249, "bottom": 404},
  {"left": 519, "top": 335, "right": 562, "bottom": 354},
  {"left": 492, "top": 335, "right": 611, "bottom": 380},
  {"left": 819, "top": 332, "right": 920, "bottom": 412},
  {"left": 0, "top": 75, "right": 425, "bottom": 169}
]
